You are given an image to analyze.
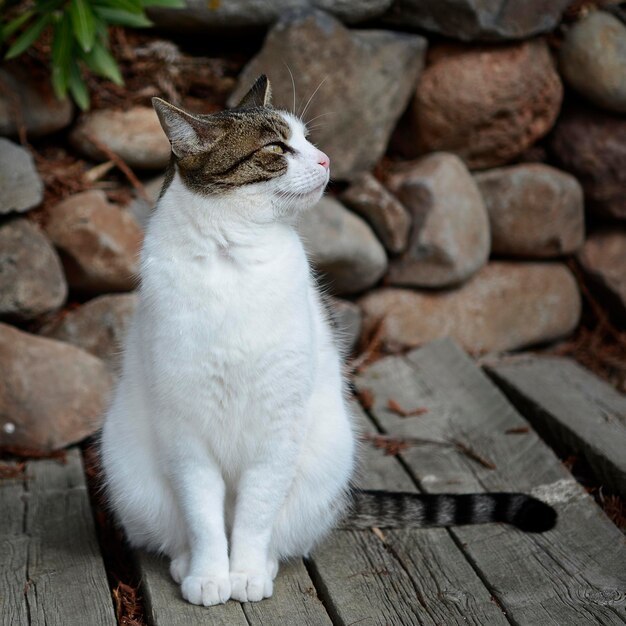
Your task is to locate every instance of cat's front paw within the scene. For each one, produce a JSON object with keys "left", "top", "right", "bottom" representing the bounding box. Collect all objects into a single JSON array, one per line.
[
  {"left": 230, "top": 570, "right": 273, "bottom": 602},
  {"left": 181, "top": 575, "right": 231, "bottom": 606},
  {"left": 169, "top": 553, "right": 190, "bottom": 584}
]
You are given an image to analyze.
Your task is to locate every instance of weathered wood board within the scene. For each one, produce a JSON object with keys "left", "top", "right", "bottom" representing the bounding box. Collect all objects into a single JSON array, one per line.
[
  {"left": 136, "top": 544, "right": 333, "bottom": 625},
  {"left": 0, "top": 449, "right": 116, "bottom": 626},
  {"left": 354, "top": 339, "right": 626, "bottom": 626},
  {"left": 484, "top": 354, "right": 626, "bottom": 497}
]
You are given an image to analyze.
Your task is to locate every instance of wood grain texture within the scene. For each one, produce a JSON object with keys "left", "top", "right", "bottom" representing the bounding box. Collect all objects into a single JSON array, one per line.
[
  {"left": 354, "top": 339, "right": 626, "bottom": 626},
  {"left": 484, "top": 354, "right": 626, "bottom": 496},
  {"left": 0, "top": 449, "right": 116, "bottom": 626},
  {"left": 306, "top": 404, "right": 510, "bottom": 626},
  {"left": 0, "top": 462, "right": 29, "bottom": 626}
]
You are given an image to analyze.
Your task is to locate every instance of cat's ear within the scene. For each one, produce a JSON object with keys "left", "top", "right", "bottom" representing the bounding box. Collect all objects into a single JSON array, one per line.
[
  {"left": 152, "top": 98, "right": 220, "bottom": 158},
  {"left": 236, "top": 75, "right": 272, "bottom": 109}
]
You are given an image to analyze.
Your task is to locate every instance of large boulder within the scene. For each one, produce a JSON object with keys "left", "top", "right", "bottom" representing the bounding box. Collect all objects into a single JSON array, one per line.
[
  {"left": 384, "top": 153, "right": 490, "bottom": 287},
  {"left": 474, "top": 164, "right": 584, "bottom": 258},
  {"left": 228, "top": 10, "right": 426, "bottom": 180},
  {"left": 0, "top": 218, "right": 67, "bottom": 321},
  {"left": 70, "top": 106, "right": 171, "bottom": 170},
  {"left": 44, "top": 190, "right": 143, "bottom": 293},
  {"left": 0, "top": 138, "right": 43, "bottom": 214},
  {"left": 559, "top": 11, "right": 626, "bottom": 114},
  {"left": 41, "top": 294, "right": 138, "bottom": 375},
  {"left": 297, "top": 197, "right": 387, "bottom": 295},
  {"left": 0, "top": 66, "right": 73, "bottom": 138},
  {"left": 0, "top": 323, "right": 112, "bottom": 452},
  {"left": 578, "top": 230, "right": 626, "bottom": 321},
  {"left": 148, "top": 0, "right": 393, "bottom": 31},
  {"left": 358, "top": 262, "right": 581, "bottom": 354},
  {"left": 549, "top": 103, "right": 626, "bottom": 220},
  {"left": 341, "top": 172, "right": 410, "bottom": 254},
  {"left": 400, "top": 40, "right": 562, "bottom": 169},
  {"left": 383, "top": 0, "right": 573, "bottom": 41}
]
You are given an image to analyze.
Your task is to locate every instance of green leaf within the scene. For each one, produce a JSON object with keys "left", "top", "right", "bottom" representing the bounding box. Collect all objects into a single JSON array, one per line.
[
  {"left": 94, "top": 6, "right": 153, "bottom": 27},
  {"left": 93, "top": 0, "right": 143, "bottom": 14},
  {"left": 67, "top": 60, "right": 89, "bottom": 110},
  {"left": 1, "top": 10, "right": 34, "bottom": 43},
  {"left": 5, "top": 13, "right": 51, "bottom": 59},
  {"left": 83, "top": 39, "right": 123, "bottom": 85},
  {"left": 70, "top": 0, "right": 96, "bottom": 52},
  {"left": 51, "top": 13, "right": 72, "bottom": 99},
  {"left": 141, "top": 0, "right": 185, "bottom": 8}
]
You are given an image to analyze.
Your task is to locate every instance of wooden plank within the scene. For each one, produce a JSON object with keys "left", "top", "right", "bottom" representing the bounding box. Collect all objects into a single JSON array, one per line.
[
  {"left": 306, "top": 404, "right": 511, "bottom": 626},
  {"left": 0, "top": 462, "right": 28, "bottom": 626},
  {"left": 0, "top": 450, "right": 116, "bottom": 626},
  {"left": 354, "top": 339, "right": 626, "bottom": 626},
  {"left": 484, "top": 354, "right": 626, "bottom": 497},
  {"left": 137, "top": 548, "right": 332, "bottom": 625},
  {"left": 24, "top": 449, "right": 117, "bottom": 626}
]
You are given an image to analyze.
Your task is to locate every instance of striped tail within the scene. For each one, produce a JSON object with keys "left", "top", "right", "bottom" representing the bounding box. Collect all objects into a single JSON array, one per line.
[{"left": 344, "top": 490, "right": 557, "bottom": 533}]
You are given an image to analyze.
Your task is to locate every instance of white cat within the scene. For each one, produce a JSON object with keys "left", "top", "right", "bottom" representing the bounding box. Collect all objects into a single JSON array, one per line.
[{"left": 101, "top": 76, "right": 355, "bottom": 606}]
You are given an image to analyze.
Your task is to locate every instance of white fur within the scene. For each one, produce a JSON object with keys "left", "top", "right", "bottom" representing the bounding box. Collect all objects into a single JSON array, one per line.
[{"left": 100, "top": 112, "right": 356, "bottom": 606}]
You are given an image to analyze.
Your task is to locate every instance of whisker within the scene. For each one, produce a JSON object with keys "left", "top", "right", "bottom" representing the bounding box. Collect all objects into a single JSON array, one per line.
[
  {"left": 306, "top": 111, "right": 335, "bottom": 125},
  {"left": 299, "top": 77, "right": 328, "bottom": 121},
  {"left": 283, "top": 62, "right": 297, "bottom": 115}
]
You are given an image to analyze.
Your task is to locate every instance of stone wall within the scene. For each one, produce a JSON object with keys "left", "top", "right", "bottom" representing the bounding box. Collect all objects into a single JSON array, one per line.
[{"left": 1, "top": 1, "right": 625, "bottom": 451}]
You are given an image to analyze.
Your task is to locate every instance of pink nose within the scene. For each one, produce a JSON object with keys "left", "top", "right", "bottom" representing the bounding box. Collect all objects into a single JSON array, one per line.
[{"left": 317, "top": 150, "right": 330, "bottom": 170}]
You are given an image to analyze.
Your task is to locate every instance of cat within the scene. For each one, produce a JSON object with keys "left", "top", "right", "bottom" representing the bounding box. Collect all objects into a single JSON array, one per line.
[{"left": 100, "top": 75, "right": 556, "bottom": 608}]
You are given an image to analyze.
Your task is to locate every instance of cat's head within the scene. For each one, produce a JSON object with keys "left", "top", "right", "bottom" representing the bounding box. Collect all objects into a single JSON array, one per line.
[{"left": 152, "top": 75, "right": 330, "bottom": 220}]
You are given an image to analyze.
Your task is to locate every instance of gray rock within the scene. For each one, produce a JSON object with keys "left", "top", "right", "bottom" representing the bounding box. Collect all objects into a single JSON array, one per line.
[
  {"left": 341, "top": 173, "right": 410, "bottom": 254},
  {"left": 549, "top": 104, "right": 626, "bottom": 220},
  {"left": 0, "top": 218, "right": 67, "bottom": 321},
  {"left": 385, "top": 153, "right": 490, "bottom": 287},
  {"left": 399, "top": 39, "right": 562, "bottom": 169},
  {"left": 297, "top": 196, "right": 387, "bottom": 295},
  {"left": 70, "top": 106, "right": 171, "bottom": 170},
  {"left": 383, "top": 0, "right": 573, "bottom": 41},
  {"left": 475, "top": 164, "right": 584, "bottom": 258},
  {"left": 328, "top": 297, "right": 362, "bottom": 353},
  {"left": 578, "top": 230, "right": 626, "bottom": 321},
  {"left": 358, "top": 262, "right": 581, "bottom": 354},
  {"left": 0, "top": 67, "right": 73, "bottom": 138},
  {"left": 149, "top": 0, "right": 393, "bottom": 31},
  {"left": 0, "top": 138, "right": 43, "bottom": 214},
  {"left": 44, "top": 190, "right": 143, "bottom": 293},
  {"left": 560, "top": 11, "right": 626, "bottom": 114},
  {"left": 229, "top": 10, "right": 426, "bottom": 180},
  {"left": 0, "top": 323, "right": 112, "bottom": 452},
  {"left": 41, "top": 293, "right": 138, "bottom": 375}
]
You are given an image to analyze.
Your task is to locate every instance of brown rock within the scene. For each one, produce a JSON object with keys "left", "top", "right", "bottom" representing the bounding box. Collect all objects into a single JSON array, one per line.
[
  {"left": 228, "top": 10, "right": 426, "bottom": 179},
  {"left": 0, "top": 323, "right": 112, "bottom": 452},
  {"left": 385, "top": 153, "right": 490, "bottom": 287},
  {"left": 549, "top": 104, "right": 626, "bottom": 220},
  {"left": 0, "top": 218, "right": 67, "bottom": 321},
  {"left": 404, "top": 40, "right": 563, "bottom": 169},
  {"left": 44, "top": 190, "right": 143, "bottom": 293},
  {"left": 70, "top": 106, "right": 171, "bottom": 169},
  {"left": 0, "top": 66, "right": 73, "bottom": 138},
  {"left": 578, "top": 230, "right": 626, "bottom": 321},
  {"left": 41, "top": 294, "right": 138, "bottom": 374},
  {"left": 559, "top": 11, "right": 626, "bottom": 114},
  {"left": 358, "top": 262, "right": 581, "bottom": 354},
  {"left": 341, "top": 173, "right": 410, "bottom": 254},
  {"left": 0, "top": 138, "right": 43, "bottom": 215},
  {"left": 474, "top": 164, "right": 584, "bottom": 258},
  {"left": 297, "top": 197, "right": 388, "bottom": 295}
]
